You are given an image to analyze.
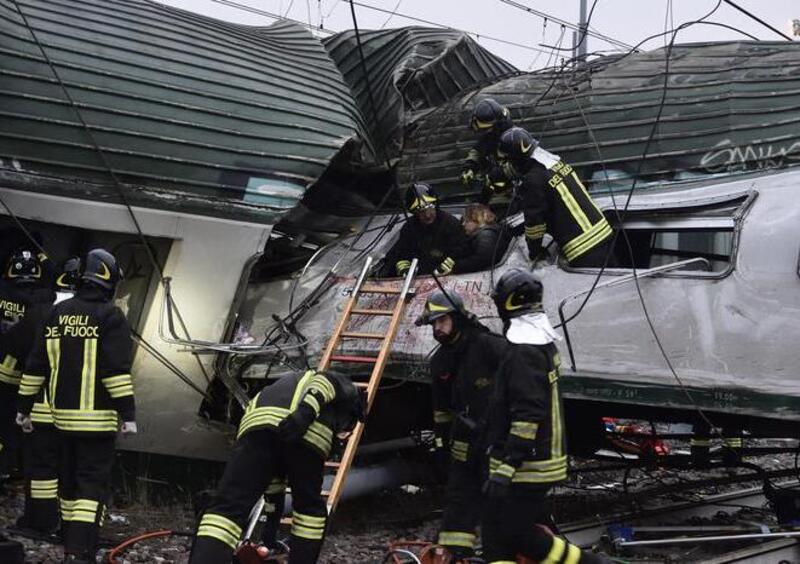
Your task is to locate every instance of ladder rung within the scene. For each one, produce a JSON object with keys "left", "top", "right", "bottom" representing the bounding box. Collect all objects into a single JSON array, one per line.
[
  {"left": 352, "top": 382, "right": 369, "bottom": 388},
  {"left": 359, "top": 285, "right": 402, "bottom": 294},
  {"left": 340, "top": 331, "right": 386, "bottom": 340},
  {"left": 325, "top": 461, "right": 340, "bottom": 468},
  {"left": 330, "top": 355, "right": 379, "bottom": 364},
  {"left": 351, "top": 308, "right": 394, "bottom": 316}
]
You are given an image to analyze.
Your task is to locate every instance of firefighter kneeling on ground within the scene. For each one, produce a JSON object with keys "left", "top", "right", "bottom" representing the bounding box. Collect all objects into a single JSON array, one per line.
[
  {"left": 16, "top": 249, "right": 137, "bottom": 563},
  {"left": 416, "top": 290, "right": 508, "bottom": 561},
  {"left": 483, "top": 268, "right": 612, "bottom": 564},
  {"left": 189, "top": 370, "right": 365, "bottom": 564}
]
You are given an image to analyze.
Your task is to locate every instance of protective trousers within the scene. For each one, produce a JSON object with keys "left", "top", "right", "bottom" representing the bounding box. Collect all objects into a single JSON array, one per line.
[
  {"left": 0, "top": 382, "right": 20, "bottom": 481},
  {"left": 189, "top": 429, "right": 327, "bottom": 564},
  {"left": 21, "top": 424, "right": 59, "bottom": 532},
  {"left": 482, "top": 486, "right": 606, "bottom": 564},
  {"left": 437, "top": 445, "right": 481, "bottom": 556},
  {"left": 58, "top": 434, "right": 115, "bottom": 561}
]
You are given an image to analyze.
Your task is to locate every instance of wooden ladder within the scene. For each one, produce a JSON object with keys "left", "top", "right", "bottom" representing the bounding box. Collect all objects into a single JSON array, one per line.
[
  {"left": 318, "top": 255, "right": 418, "bottom": 512},
  {"left": 239, "top": 256, "right": 418, "bottom": 546}
]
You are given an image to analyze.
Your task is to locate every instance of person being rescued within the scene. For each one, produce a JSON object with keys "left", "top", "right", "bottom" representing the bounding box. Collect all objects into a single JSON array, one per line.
[
  {"left": 455, "top": 204, "right": 511, "bottom": 273},
  {"left": 381, "top": 183, "right": 470, "bottom": 277},
  {"left": 486, "top": 127, "right": 615, "bottom": 268}
]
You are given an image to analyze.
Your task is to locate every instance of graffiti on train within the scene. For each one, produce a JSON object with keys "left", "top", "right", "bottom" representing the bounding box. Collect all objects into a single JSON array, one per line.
[{"left": 700, "top": 138, "right": 800, "bottom": 174}]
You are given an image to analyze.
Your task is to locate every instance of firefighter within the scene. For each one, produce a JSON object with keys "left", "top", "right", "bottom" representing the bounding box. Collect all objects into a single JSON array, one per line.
[
  {"left": 483, "top": 268, "right": 611, "bottom": 563},
  {"left": 415, "top": 290, "right": 508, "bottom": 561},
  {"left": 382, "top": 183, "right": 469, "bottom": 277},
  {"left": 16, "top": 248, "right": 136, "bottom": 563},
  {"left": 461, "top": 98, "right": 514, "bottom": 201},
  {"left": 494, "top": 127, "right": 614, "bottom": 268},
  {"left": 1, "top": 257, "right": 69, "bottom": 533},
  {"left": 54, "top": 256, "right": 81, "bottom": 304},
  {"left": 189, "top": 369, "right": 365, "bottom": 564},
  {"left": 0, "top": 249, "right": 48, "bottom": 490}
]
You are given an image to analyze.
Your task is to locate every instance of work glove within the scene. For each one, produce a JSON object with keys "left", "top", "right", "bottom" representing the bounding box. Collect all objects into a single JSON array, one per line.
[
  {"left": 395, "top": 260, "right": 411, "bottom": 277},
  {"left": 460, "top": 167, "right": 476, "bottom": 185},
  {"left": 485, "top": 166, "right": 508, "bottom": 194},
  {"left": 434, "top": 257, "right": 455, "bottom": 276},
  {"left": 482, "top": 470, "right": 512, "bottom": 500},
  {"left": 15, "top": 412, "right": 33, "bottom": 433},
  {"left": 277, "top": 404, "right": 316, "bottom": 443},
  {"left": 120, "top": 421, "right": 138, "bottom": 435}
]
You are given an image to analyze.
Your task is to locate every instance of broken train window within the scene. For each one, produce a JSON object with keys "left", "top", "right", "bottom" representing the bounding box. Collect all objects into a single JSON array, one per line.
[{"left": 573, "top": 195, "right": 751, "bottom": 274}]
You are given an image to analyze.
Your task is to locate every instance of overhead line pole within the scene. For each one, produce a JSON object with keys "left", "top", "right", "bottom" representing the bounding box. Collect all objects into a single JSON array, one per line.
[{"left": 721, "top": 0, "right": 793, "bottom": 41}]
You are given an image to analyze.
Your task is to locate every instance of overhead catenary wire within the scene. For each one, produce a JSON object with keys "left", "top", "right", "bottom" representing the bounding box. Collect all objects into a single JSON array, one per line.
[
  {"left": 498, "top": 0, "right": 634, "bottom": 52},
  {"left": 555, "top": 0, "right": 730, "bottom": 437},
  {"left": 343, "top": 0, "right": 554, "bottom": 56},
  {"left": 721, "top": 0, "right": 794, "bottom": 41}
]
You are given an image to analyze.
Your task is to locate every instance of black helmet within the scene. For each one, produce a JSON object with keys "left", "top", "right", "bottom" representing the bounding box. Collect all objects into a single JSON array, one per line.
[
  {"left": 81, "top": 248, "right": 122, "bottom": 291},
  {"left": 4, "top": 249, "right": 42, "bottom": 284},
  {"left": 492, "top": 268, "right": 543, "bottom": 320},
  {"left": 470, "top": 98, "right": 511, "bottom": 132},
  {"left": 56, "top": 256, "right": 82, "bottom": 290},
  {"left": 415, "top": 290, "right": 466, "bottom": 326},
  {"left": 405, "top": 182, "right": 438, "bottom": 213},
  {"left": 497, "top": 127, "right": 538, "bottom": 163}
]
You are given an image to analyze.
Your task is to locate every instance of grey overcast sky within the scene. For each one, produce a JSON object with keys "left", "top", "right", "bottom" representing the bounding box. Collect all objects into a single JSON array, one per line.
[{"left": 155, "top": 0, "right": 798, "bottom": 70}]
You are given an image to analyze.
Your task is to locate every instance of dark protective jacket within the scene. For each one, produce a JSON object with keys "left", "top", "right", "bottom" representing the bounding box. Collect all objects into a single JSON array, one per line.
[
  {"left": 515, "top": 159, "right": 612, "bottom": 264},
  {"left": 486, "top": 341, "right": 567, "bottom": 487},
  {"left": 383, "top": 210, "right": 470, "bottom": 276},
  {"left": 453, "top": 224, "right": 510, "bottom": 274},
  {"left": 17, "top": 286, "right": 135, "bottom": 435},
  {"left": 431, "top": 323, "right": 509, "bottom": 461},
  {"left": 1, "top": 299, "right": 55, "bottom": 425},
  {"left": 237, "top": 370, "right": 360, "bottom": 459},
  {"left": 462, "top": 118, "right": 514, "bottom": 176},
  {"left": 0, "top": 280, "right": 29, "bottom": 341}
]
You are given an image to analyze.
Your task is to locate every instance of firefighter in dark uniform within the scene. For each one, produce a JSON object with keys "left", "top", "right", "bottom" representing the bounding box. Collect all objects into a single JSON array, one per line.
[
  {"left": 416, "top": 290, "right": 508, "bottom": 560},
  {"left": 189, "top": 369, "right": 365, "bottom": 564},
  {"left": 461, "top": 98, "right": 514, "bottom": 202},
  {"left": 16, "top": 249, "right": 136, "bottom": 563},
  {"left": 12, "top": 257, "right": 82, "bottom": 532},
  {"left": 483, "top": 268, "right": 611, "bottom": 564},
  {"left": 494, "top": 127, "right": 614, "bottom": 268},
  {"left": 382, "top": 183, "right": 469, "bottom": 277},
  {"left": 0, "top": 249, "right": 50, "bottom": 489}
]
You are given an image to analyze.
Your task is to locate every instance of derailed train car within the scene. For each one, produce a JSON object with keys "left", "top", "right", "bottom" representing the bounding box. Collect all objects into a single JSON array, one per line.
[
  {"left": 232, "top": 168, "right": 800, "bottom": 448},
  {"left": 2, "top": 0, "right": 800, "bottom": 460}
]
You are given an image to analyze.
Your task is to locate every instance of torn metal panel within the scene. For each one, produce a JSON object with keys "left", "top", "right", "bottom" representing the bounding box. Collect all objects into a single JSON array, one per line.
[
  {"left": 0, "top": 0, "right": 368, "bottom": 221},
  {"left": 399, "top": 41, "right": 800, "bottom": 202},
  {"left": 324, "top": 26, "right": 516, "bottom": 160}
]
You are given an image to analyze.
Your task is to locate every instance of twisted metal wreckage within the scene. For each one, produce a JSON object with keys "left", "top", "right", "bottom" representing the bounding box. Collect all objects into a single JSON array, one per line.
[{"left": 1, "top": 0, "right": 800, "bottom": 465}]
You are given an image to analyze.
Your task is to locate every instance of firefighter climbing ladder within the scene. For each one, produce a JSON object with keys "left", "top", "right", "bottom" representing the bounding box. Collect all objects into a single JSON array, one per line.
[
  {"left": 318, "top": 255, "right": 418, "bottom": 512},
  {"left": 239, "top": 256, "right": 418, "bottom": 547}
]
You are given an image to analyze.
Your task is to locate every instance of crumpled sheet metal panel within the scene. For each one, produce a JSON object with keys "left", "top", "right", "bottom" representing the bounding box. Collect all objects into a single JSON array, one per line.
[
  {"left": 323, "top": 26, "right": 516, "bottom": 160},
  {"left": 398, "top": 41, "right": 800, "bottom": 202},
  {"left": 0, "top": 0, "right": 366, "bottom": 219}
]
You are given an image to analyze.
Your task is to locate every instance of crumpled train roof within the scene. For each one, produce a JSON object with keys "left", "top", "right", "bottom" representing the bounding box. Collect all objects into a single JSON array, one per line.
[
  {"left": 0, "top": 0, "right": 367, "bottom": 222},
  {"left": 398, "top": 41, "right": 800, "bottom": 203}
]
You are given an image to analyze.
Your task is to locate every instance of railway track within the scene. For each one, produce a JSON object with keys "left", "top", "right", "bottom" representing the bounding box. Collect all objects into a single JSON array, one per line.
[{"left": 559, "top": 482, "right": 800, "bottom": 563}]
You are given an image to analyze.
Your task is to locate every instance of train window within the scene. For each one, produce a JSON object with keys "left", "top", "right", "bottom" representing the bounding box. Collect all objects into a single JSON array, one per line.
[
  {"left": 608, "top": 217, "right": 735, "bottom": 273},
  {"left": 564, "top": 201, "right": 744, "bottom": 275}
]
